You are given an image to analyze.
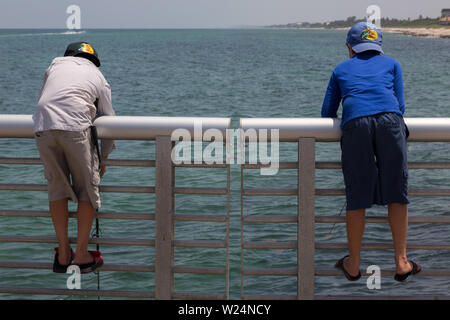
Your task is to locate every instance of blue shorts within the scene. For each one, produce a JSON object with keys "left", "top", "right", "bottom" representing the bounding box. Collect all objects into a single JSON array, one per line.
[{"left": 340, "top": 112, "right": 410, "bottom": 211}]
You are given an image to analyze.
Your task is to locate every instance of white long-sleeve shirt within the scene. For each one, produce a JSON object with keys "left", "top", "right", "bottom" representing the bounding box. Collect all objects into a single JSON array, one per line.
[{"left": 33, "top": 56, "right": 115, "bottom": 157}]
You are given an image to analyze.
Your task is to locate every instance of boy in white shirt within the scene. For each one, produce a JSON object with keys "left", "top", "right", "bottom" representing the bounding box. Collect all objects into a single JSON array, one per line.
[{"left": 33, "top": 42, "right": 115, "bottom": 273}]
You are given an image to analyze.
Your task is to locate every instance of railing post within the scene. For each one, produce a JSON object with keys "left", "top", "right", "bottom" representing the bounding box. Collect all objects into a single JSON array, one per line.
[
  {"left": 297, "top": 137, "right": 315, "bottom": 299},
  {"left": 155, "top": 135, "right": 174, "bottom": 299}
]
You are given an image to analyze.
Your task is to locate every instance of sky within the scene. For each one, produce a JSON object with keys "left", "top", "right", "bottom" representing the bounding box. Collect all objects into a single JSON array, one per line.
[{"left": 0, "top": 0, "right": 448, "bottom": 29}]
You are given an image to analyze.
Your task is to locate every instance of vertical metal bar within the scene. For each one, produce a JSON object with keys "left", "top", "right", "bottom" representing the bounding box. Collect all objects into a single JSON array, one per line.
[
  {"left": 95, "top": 216, "right": 100, "bottom": 300},
  {"left": 297, "top": 137, "right": 316, "bottom": 300},
  {"left": 155, "top": 136, "right": 174, "bottom": 300},
  {"left": 225, "top": 162, "right": 230, "bottom": 300},
  {"left": 240, "top": 162, "right": 245, "bottom": 299},
  {"left": 170, "top": 140, "right": 176, "bottom": 296}
]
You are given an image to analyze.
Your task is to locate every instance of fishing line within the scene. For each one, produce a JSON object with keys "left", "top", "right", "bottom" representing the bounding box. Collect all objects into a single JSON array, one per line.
[
  {"left": 94, "top": 212, "right": 101, "bottom": 299},
  {"left": 323, "top": 201, "right": 347, "bottom": 240},
  {"left": 89, "top": 212, "right": 101, "bottom": 299},
  {"left": 91, "top": 111, "right": 102, "bottom": 299}
]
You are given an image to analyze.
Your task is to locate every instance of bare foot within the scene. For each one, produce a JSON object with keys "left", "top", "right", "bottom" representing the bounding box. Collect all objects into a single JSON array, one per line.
[
  {"left": 343, "top": 256, "right": 360, "bottom": 277},
  {"left": 396, "top": 260, "right": 421, "bottom": 276},
  {"left": 74, "top": 251, "right": 94, "bottom": 265},
  {"left": 57, "top": 246, "right": 72, "bottom": 265},
  {"left": 396, "top": 256, "right": 413, "bottom": 274}
]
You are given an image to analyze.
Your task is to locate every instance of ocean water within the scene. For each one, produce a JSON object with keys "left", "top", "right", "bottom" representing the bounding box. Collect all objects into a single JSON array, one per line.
[{"left": 0, "top": 28, "right": 449, "bottom": 299}]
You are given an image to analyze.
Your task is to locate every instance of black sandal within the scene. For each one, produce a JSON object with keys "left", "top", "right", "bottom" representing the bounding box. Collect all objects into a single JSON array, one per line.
[
  {"left": 394, "top": 260, "right": 422, "bottom": 282},
  {"left": 53, "top": 247, "right": 74, "bottom": 273},
  {"left": 77, "top": 250, "right": 104, "bottom": 274},
  {"left": 335, "top": 255, "right": 361, "bottom": 281}
]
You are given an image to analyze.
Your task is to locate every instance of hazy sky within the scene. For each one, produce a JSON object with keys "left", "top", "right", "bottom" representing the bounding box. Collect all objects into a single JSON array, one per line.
[{"left": 1, "top": 0, "right": 448, "bottom": 28}]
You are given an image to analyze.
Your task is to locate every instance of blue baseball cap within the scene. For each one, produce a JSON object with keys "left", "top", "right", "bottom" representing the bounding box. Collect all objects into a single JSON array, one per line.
[{"left": 346, "top": 22, "right": 383, "bottom": 54}]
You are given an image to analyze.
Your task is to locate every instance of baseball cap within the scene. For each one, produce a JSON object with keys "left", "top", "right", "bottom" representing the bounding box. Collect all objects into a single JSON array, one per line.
[
  {"left": 64, "top": 42, "right": 101, "bottom": 67},
  {"left": 346, "top": 22, "right": 383, "bottom": 54}
]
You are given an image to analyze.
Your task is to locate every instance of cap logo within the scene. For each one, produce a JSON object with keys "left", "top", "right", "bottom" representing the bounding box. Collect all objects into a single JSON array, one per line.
[
  {"left": 78, "top": 43, "right": 94, "bottom": 55},
  {"left": 360, "top": 28, "right": 378, "bottom": 41}
]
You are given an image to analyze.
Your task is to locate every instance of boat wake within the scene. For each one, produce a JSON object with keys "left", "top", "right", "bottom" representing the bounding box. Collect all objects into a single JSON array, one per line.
[
  {"left": 61, "top": 30, "right": 86, "bottom": 35},
  {"left": 0, "top": 30, "right": 86, "bottom": 38}
]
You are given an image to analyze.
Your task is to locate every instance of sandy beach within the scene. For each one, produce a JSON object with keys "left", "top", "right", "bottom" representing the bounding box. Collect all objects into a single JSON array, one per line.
[
  {"left": 268, "top": 26, "right": 450, "bottom": 38},
  {"left": 335, "top": 27, "right": 450, "bottom": 38},
  {"left": 379, "top": 27, "right": 450, "bottom": 38}
]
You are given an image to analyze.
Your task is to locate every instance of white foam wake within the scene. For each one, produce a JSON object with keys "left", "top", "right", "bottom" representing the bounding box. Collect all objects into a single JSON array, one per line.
[{"left": 0, "top": 30, "right": 87, "bottom": 38}]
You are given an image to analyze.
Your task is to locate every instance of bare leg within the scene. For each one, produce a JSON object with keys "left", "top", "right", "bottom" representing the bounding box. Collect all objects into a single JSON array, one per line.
[
  {"left": 49, "top": 198, "right": 71, "bottom": 265},
  {"left": 344, "top": 208, "right": 366, "bottom": 276},
  {"left": 388, "top": 203, "right": 412, "bottom": 274},
  {"left": 73, "top": 201, "right": 95, "bottom": 265}
]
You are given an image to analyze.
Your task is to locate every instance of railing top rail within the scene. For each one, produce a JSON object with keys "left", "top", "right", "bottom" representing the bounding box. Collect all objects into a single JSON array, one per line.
[
  {"left": 3, "top": 115, "right": 450, "bottom": 142},
  {"left": 240, "top": 117, "right": 450, "bottom": 142},
  {"left": 0, "top": 115, "right": 231, "bottom": 140}
]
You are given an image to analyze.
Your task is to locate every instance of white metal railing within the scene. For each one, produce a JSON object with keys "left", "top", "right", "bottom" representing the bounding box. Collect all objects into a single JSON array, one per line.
[
  {"left": 0, "top": 115, "right": 231, "bottom": 139},
  {"left": 1, "top": 115, "right": 450, "bottom": 299},
  {"left": 240, "top": 117, "right": 450, "bottom": 142},
  {"left": 0, "top": 115, "right": 231, "bottom": 300},
  {"left": 239, "top": 117, "right": 450, "bottom": 300}
]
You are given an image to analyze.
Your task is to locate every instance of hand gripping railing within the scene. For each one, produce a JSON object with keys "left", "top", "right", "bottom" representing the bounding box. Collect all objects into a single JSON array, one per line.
[
  {"left": 0, "top": 115, "right": 231, "bottom": 300},
  {"left": 239, "top": 117, "right": 450, "bottom": 300}
]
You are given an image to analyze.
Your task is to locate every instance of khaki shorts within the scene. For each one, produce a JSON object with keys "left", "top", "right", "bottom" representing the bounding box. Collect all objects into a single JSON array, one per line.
[{"left": 35, "top": 129, "right": 101, "bottom": 209}]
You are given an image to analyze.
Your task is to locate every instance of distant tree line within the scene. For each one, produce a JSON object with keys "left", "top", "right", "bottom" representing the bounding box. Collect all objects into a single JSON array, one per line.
[{"left": 269, "top": 15, "right": 447, "bottom": 29}]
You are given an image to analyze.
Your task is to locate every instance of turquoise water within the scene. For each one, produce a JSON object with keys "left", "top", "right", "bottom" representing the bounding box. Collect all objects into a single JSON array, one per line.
[{"left": 0, "top": 29, "right": 449, "bottom": 299}]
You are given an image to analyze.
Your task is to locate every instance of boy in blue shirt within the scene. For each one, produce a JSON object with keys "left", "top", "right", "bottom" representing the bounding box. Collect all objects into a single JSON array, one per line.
[{"left": 322, "top": 22, "right": 421, "bottom": 282}]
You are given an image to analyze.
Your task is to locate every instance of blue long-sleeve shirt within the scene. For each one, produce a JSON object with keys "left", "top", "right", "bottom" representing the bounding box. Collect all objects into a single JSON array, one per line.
[{"left": 321, "top": 51, "right": 405, "bottom": 127}]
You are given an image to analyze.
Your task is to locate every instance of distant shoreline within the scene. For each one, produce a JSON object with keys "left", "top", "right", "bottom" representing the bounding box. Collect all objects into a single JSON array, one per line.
[
  {"left": 1, "top": 27, "right": 449, "bottom": 38},
  {"left": 382, "top": 27, "right": 450, "bottom": 38},
  {"left": 266, "top": 26, "right": 450, "bottom": 38}
]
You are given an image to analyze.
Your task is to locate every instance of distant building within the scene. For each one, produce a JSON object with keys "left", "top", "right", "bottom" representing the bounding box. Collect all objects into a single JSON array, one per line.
[{"left": 441, "top": 8, "right": 450, "bottom": 25}]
